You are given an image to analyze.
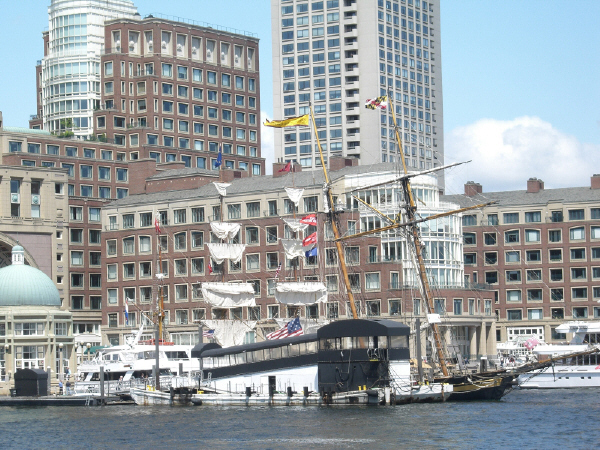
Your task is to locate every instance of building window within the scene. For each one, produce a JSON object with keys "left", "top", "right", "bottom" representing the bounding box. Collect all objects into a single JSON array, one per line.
[
  {"left": 246, "top": 202, "right": 260, "bottom": 218},
  {"left": 550, "top": 288, "right": 564, "bottom": 301},
  {"left": 503, "top": 213, "right": 519, "bottom": 224},
  {"left": 570, "top": 227, "right": 585, "bottom": 241},
  {"left": 548, "top": 230, "right": 562, "bottom": 243},
  {"left": 434, "top": 299, "right": 445, "bottom": 314},
  {"left": 507, "top": 310, "right": 523, "bottom": 321},
  {"left": 572, "top": 287, "right": 587, "bottom": 299},
  {"left": 524, "top": 211, "right": 541, "bottom": 223},
  {"left": 366, "top": 300, "right": 381, "bottom": 317},
  {"left": 268, "top": 305, "right": 279, "bottom": 319},
  {"left": 506, "top": 251, "right": 520, "bottom": 263},
  {"left": 463, "top": 233, "right": 476, "bottom": 245},
  {"left": 505, "top": 230, "right": 519, "bottom": 243},
  {"left": 568, "top": 209, "right": 585, "bottom": 221},
  {"left": 573, "top": 307, "right": 588, "bottom": 319},
  {"left": 365, "top": 273, "right": 380, "bottom": 291},
  {"left": 389, "top": 299, "right": 401, "bottom": 316},
  {"left": 462, "top": 215, "right": 476, "bottom": 226},
  {"left": 507, "top": 290, "right": 522, "bottom": 302},
  {"left": 326, "top": 302, "right": 339, "bottom": 319},
  {"left": 228, "top": 204, "right": 241, "bottom": 220},
  {"left": 485, "top": 272, "right": 498, "bottom": 284},
  {"left": 506, "top": 270, "right": 521, "bottom": 282},
  {"left": 174, "top": 232, "right": 186, "bottom": 250}
]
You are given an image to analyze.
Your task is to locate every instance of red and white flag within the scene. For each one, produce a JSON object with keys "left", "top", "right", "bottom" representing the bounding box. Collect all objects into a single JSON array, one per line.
[
  {"left": 274, "top": 262, "right": 282, "bottom": 279},
  {"left": 154, "top": 214, "right": 161, "bottom": 234},
  {"left": 302, "top": 232, "right": 317, "bottom": 247},
  {"left": 300, "top": 214, "right": 317, "bottom": 226},
  {"left": 278, "top": 162, "right": 292, "bottom": 173},
  {"left": 208, "top": 261, "right": 213, "bottom": 274}
]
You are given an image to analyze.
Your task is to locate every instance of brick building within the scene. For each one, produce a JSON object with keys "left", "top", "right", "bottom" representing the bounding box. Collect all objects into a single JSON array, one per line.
[
  {"left": 444, "top": 177, "right": 600, "bottom": 344},
  {"left": 0, "top": 11, "right": 266, "bottom": 349},
  {"left": 100, "top": 160, "right": 496, "bottom": 360}
]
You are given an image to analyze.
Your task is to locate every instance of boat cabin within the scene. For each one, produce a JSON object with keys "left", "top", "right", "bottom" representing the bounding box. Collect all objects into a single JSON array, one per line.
[{"left": 192, "top": 319, "right": 410, "bottom": 394}]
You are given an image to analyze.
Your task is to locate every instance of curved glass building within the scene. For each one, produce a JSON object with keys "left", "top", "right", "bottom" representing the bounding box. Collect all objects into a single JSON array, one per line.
[{"left": 41, "top": 0, "right": 138, "bottom": 136}]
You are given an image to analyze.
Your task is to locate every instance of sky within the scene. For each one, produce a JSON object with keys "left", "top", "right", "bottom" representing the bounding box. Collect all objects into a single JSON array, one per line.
[{"left": 0, "top": 0, "right": 598, "bottom": 193}]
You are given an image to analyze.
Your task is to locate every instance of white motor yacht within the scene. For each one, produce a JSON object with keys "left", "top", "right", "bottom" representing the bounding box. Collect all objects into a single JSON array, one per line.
[{"left": 518, "top": 321, "right": 600, "bottom": 389}]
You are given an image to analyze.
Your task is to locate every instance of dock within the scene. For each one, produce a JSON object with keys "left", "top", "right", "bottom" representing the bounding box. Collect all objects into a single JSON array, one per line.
[{"left": 0, "top": 395, "right": 135, "bottom": 406}]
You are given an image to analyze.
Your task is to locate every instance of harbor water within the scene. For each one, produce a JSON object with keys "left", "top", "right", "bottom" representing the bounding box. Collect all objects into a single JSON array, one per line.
[{"left": 0, "top": 389, "right": 598, "bottom": 449}]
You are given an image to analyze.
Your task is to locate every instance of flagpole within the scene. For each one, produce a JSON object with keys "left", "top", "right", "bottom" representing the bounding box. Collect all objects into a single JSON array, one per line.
[{"left": 309, "top": 104, "right": 359, "bottom": 320}]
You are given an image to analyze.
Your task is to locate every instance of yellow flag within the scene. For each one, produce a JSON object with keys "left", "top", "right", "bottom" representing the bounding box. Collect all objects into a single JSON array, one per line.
[{"left": 263, "top": 114, "right": 309, "bottom": 128}]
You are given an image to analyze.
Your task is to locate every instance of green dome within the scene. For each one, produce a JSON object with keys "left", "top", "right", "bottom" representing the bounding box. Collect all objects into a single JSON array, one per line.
[{"left": 0, "top": 246, "right": 60, "bottom": 307}]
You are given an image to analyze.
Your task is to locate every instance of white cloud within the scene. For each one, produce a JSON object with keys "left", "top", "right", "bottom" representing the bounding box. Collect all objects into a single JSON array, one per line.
[
  {"left": 261, "top": 110, "right": 275, "bottom": 175},
  {"left": 444, "top": 116, "right": 600, "bottom": 195}
]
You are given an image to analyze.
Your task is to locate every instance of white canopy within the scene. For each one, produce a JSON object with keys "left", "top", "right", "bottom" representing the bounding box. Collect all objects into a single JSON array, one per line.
[
  {"left": 207, "top": 243, "right": 246, "bottom": 264},
  {"left": 210, "top": 222, "right": 241, "bottom": 240},
  {"left": 275, "top": 282, "right": 328, "bottom": 305},
  {"left": 213, "top": 182, "right": 231, "bottom": 196},
  {"left": 285, "top": 187, "right": 304, "bottom": 206},
  {"left": 201, "top": 282, "right": 256, "bottom": 308}
]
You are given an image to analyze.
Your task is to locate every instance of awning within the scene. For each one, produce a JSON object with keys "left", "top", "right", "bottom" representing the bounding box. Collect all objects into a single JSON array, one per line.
[{"left": 83, "top": 345, "right": 106, "bottom": 355}]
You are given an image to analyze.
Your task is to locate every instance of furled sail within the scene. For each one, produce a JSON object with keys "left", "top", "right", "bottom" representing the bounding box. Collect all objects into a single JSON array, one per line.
[
  {"left": 282, "top": 218, "right": 308, "bottom": 233},
  {"left": 285, "top": 187, "right": 304, "bottom": 206},
  {"left": 210, "top": 221, "right": 241, "bottom": 240},
  {"left": 275, "top": 282, "right": 328, "bottom": 305},
  {"left": 202, "top": 320, "right": 257, "bottom": 347},
  {"left": 213, "top": 182, "right": 231, "bottom": 196},
  {"left": 207, "top": 243, "right": 246, "bottom": 264},
  {"left": 280, "top": 239, "right": 306, "bottom": 259},
  {"left": 201, "top": 282, "right": 256, "bottom": 308}
]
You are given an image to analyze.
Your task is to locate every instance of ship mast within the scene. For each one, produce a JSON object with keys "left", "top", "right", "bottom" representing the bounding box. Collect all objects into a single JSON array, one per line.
[
  {"left": 155, "top": 212, "right": 165, "bottom": 389},
  {"left": 310, "top": 106, "right": 359, "bottom": 319},
  {"left": 386, "top": 94, "right": 450, "bottom": 376}
]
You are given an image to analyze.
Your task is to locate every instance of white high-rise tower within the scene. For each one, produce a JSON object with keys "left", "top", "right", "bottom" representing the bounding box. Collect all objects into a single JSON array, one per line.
[
  {"left": 271, "top": 0, "right": 444, "bottom": 187},
  {"left": 41, "top": 0, "right": 138, "bottom": 136}
]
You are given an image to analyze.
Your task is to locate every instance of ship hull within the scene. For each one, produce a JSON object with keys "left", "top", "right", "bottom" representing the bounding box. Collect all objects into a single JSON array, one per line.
[{"left": 445, "top": 375, "right": 514, "bottom": 401}]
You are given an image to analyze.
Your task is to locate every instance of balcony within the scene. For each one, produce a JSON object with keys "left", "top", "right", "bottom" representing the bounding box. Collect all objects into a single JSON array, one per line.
[
  {"left": 344, "top": 39, "right": 358, "bottom": 50},
  {"left": 344, "top": 15, "right": 358, "bottom": 26}
]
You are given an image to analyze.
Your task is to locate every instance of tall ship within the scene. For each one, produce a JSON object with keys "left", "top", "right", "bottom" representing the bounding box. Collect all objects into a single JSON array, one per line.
[{"left": 131, "top": 99, "right": 521, "bottom": 405}]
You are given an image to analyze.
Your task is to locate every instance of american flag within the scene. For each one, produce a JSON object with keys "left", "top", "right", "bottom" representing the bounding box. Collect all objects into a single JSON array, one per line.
[
  {"left": 274, "top": 262, "right": 282, "bottom": 279},
  {"left": 203, "top": 329, "right": 215, "bottom": 339},
  {"left": 266, "top": 317, "right": 303, "bottom": 340}
]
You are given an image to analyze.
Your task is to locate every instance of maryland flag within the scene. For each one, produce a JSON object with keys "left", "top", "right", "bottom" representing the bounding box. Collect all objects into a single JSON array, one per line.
[
  {"left": 264, "top": 114, "right": 309, "bottom": 128},
  {"left": 365, "top": 96, "right": 388, "bottom": 110}
]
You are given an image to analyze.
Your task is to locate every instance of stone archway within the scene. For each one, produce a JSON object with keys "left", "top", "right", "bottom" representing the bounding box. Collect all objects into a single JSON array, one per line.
[{"left": 0, "top": 233, "right": 39, "bottom": 269}]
